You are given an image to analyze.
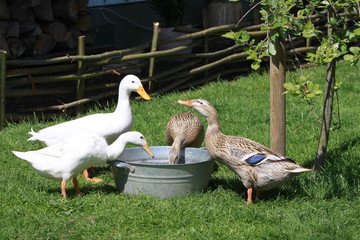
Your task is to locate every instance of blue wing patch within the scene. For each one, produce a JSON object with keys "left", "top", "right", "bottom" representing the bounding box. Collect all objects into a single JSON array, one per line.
[{"left": 245, "top": 154, "right": 266, "bottom": 165}]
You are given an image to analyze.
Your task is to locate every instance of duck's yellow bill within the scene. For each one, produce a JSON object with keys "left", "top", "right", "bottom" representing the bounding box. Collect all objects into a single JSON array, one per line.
[
  {"left": 177, "top": 99, "right": 193, "bottom": 107},
  {"left": 137, "top": 86, "right": 151, "bottom": 101},
  {"left": 141, "top": 145, "right": 154, "bottom": 158}
]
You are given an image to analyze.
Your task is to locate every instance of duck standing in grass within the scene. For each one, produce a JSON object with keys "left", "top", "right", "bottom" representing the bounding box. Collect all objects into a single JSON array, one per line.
[
  {"left": 13, "top": 131, "right": 154, "bottom": 198},
  {"left": 166, "top": 112, "right": 204, "bottom": 164},
  {"left": 178, "top": 99, "right": 311, "bottom": 203},
  {"left": 28, "top": 74, "right": 151, "bottom": 182}
]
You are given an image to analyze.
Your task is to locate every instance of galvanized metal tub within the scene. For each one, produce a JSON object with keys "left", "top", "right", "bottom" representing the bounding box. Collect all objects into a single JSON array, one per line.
[{"left": 109, "top": 146, "right": 214, "bottom": 199}]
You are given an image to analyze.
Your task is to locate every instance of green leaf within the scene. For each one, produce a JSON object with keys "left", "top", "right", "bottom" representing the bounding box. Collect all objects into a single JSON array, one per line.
[
  {"left": 349, "top": 47, "right": 360, "bottom": 55},
  {"left": 334, "top": 81, "right": 343, "bottom": 90},
  {"left": 251, "top": 60, "right": 261, "bottom": 70},
  {"left": 241, "top": 31, "right": 250, "bottom": 42},
  {"left": 314, "top": 90, "right": 323, "bottom": 95},
  {"left": 306, "top": 93, "right": 315, "bottom": 98},
  {"left": 302, "top": 21, "right": 318, "bottom": 38},
  {"left": 344, "top": 54, "right": 354, "bottom": 61},
  {"left": 284, "top": 82, "right": 296, "bottom": 91},
  {"left": 269, "top": 42, "right": 277, "bottom": 55},
  {"left": 354, "top": 28, "right": 360, "bottom": 36},
  {"left": 222, "top": 32, "right": 235, "bottom": 40},
  {"left": 270, "top": 32, "right": 279, "bottom": 42},
  {"left": 330, "top": 17, "right": 338, "bottom": 25},
  {"left": 299, "top": 75, "right": 309, "bottom": 81}
]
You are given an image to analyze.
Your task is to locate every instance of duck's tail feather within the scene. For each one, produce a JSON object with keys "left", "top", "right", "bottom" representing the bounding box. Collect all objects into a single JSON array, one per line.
[
  {"left": 27, "top": 127, "right": 38, "bottom": 141},
  {"left": 289, "top": 167, "right": 312, "bottom": 173},
  {"left": 12, "top": 151, "right": 33, "bottom": 163}
]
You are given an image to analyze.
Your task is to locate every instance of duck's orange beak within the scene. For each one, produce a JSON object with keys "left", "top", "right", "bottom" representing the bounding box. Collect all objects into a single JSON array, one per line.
[
  {"left": 137, "top": 86, "right": 151, "bottom": 101},
  {"left": 141, "top": 145, "right": 154, "bottom": 158},
  {"left": 177, "top": 99, "right": 193, "bottom": 107}
]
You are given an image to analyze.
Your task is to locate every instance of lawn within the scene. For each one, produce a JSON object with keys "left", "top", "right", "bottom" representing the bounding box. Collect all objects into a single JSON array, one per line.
[{"left": 0, "top": 60, "right": 359, "bottom": 239}]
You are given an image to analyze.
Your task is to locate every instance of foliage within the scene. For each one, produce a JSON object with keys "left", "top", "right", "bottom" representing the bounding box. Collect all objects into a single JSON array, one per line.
[
  {"left": 283, "top": 75, "right": 322, "bottom": 101},
  {"left": 223, "top": 0, "right": 360, "bottom": 102}
]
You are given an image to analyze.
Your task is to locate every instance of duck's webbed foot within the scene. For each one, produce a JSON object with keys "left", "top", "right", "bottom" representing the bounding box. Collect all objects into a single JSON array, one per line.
[{"left": 83, "top": 169, "right": 103, "bottom": 183}]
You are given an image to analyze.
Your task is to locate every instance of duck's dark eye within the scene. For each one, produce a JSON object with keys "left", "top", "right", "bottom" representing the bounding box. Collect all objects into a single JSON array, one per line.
[
  {"left": 132, "top": 81, "right": 135, "bottom": 83},
  {"left": 140, "top": 136, "right": 144, "bottom": 139}
]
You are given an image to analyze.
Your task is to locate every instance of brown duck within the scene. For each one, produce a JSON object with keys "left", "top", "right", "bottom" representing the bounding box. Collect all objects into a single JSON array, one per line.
[
  {"left": 166, "top": 112, "right": 204, "bottom": 164},
  {"left": 178, "top": 99, "right": 311, "bottom": 203}
]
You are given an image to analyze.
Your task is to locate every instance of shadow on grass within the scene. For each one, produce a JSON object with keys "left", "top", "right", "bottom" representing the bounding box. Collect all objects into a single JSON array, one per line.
[
  {"left": 276, "top": 136, "right": 360, "bottom": 200},
  {"left": 46, "top": 183, "right": 118, "bottom": 198},
  {"left": 46, "top": 165, "right": 117, "bottom": 198},
  {"left": 302, "top": 135, "right": 360, "bottom": 168}
]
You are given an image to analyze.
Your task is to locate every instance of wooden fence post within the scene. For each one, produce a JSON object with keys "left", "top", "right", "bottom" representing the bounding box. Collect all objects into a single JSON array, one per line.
[
  {"left": 202, "top": 9, "right": 209, "bottom": 78},
  {"left": 76, "top": 36, "right": 86, "bottom": 115},
  {"left": 148, "top": 22, "right": 159, "bottom": 91},
  {"left": 0, "top": 50, "right": 6, "bottom": 130},
  {"left": 269, "top": 29, "right": 286, "bottom": 155}
]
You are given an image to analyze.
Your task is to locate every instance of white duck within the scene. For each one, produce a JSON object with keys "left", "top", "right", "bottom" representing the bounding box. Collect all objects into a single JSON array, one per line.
[
  {"left": 13, "top": 131, "right": 154, "bottom": 198},
  {"left": 28, "top": 74, "right": 151, "bottom": 182}
]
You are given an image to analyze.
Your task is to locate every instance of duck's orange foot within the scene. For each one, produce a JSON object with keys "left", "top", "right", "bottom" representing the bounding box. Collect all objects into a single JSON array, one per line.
[
  {"left": 83, "top": 169, "right": 102, "bottom": 183},
  {"left": 88, "top": 177, "right": 103, "bottom": 183},
  {"left": 246, "top": 188, "right": 254, "bottom": 204}
]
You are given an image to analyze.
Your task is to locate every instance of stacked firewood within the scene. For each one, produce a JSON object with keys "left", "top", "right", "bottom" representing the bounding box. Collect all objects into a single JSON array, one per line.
[{"left": 0, "top": 0, "right": 95, "bottom": 59}]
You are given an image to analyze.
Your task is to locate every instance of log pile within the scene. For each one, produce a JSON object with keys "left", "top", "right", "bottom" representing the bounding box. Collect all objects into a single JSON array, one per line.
[{"left": 0, "top": 0, "right": 95, "bottom": 59}]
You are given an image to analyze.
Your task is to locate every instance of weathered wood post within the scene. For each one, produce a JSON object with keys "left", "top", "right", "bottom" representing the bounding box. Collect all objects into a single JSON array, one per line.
[
  {"left": 0, "top": 50, "right": 6, "bottom": 130},
  {"left": 202, "top": 8, "right": 209, "bottom": 78},
  {"left": 269, "top": 29, "right": 286, "bottom": 155},
  {"left": 148, "top": 22, "right": 159, "bottom": 91},
  {"left": 76, "top": 36, "right": 86, "bottom": 115}
]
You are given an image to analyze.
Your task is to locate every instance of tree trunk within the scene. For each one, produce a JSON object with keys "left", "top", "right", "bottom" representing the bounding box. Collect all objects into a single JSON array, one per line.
[
  {"left": 314, "top": 60, "right": 336, "bottom": 170},
  {"left": 269, "top": 29, "right": 286, "bottom": 155},
  {"left": 314, "top": 6, "right": 336, "bottom": 171}
]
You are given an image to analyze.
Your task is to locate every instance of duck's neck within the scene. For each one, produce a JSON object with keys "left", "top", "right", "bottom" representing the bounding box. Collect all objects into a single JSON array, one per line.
[
  {"left": 204, "top": 110, "right": 224, "bottom": 158},
  {"left": 205, "top": 110, "right": 222, "bottom": 134},
  {"left": 107, "top": 136, "right": 128, "bottom": 160},
  {"left": 114, "top": 88, "right": 131, "bottom": 113}
]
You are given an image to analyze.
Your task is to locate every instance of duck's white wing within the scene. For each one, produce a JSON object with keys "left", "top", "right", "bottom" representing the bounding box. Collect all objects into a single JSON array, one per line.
[{"left": 28, "top": 112, "right": 132, "bottom": 145}]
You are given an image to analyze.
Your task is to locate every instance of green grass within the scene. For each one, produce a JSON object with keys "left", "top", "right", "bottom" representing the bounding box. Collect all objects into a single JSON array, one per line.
[{"left": 1, "top": 60, "right": 359, "bottom": 239}]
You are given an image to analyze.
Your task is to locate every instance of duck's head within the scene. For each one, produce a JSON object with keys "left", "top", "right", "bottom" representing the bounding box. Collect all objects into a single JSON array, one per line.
[
  {"left": 120, "top": 74, "right": 151, "bottom": 100},
  {"left": 177, "top": 99, "right": 215, "bottom": 119},
  {"left": 125, "top": 131, "right": 154, "bottom": 158}
]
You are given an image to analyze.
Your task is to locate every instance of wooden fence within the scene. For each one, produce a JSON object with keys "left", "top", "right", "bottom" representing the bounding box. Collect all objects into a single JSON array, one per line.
[{"left": 0, "top": 12, "right": 358, "bottom": 129}]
